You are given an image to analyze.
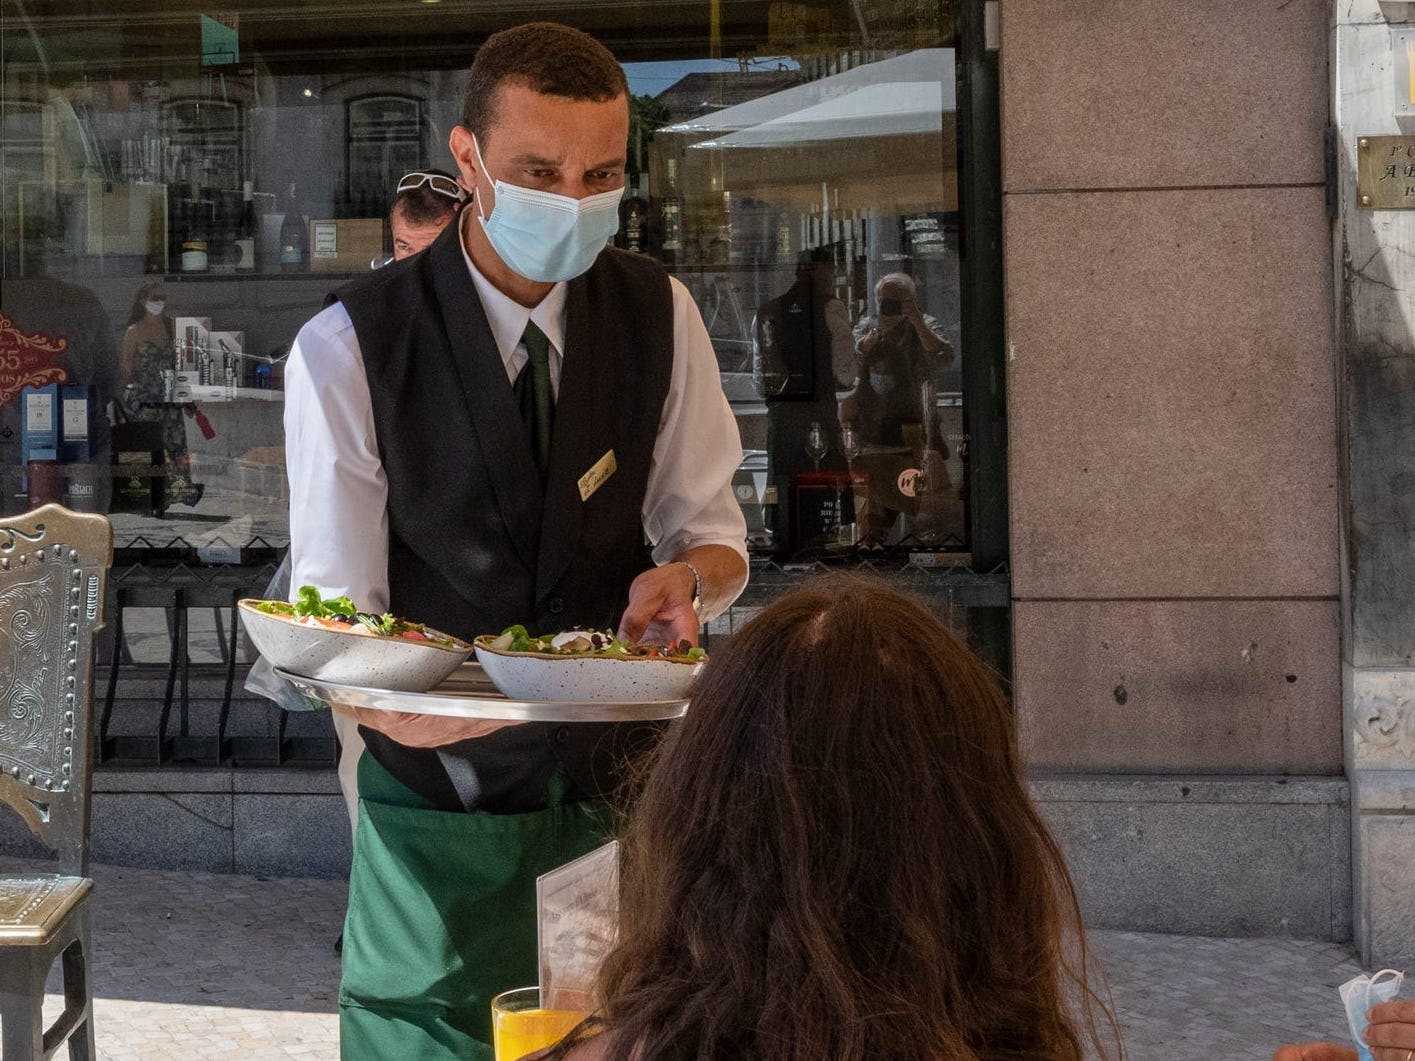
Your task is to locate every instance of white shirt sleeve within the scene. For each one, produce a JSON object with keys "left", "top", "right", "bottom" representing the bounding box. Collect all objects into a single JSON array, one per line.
[
  {"left": 283, "top": 302, "right": 391, "bottom": 614},
  {"left": 643, "top": 278, "right": 749, "bottom": 566}
]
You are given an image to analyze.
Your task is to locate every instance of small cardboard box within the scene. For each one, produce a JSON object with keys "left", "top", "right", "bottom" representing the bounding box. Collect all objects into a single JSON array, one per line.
[{"left": 308, "top": 218, "right": 385, "bottom": 273}]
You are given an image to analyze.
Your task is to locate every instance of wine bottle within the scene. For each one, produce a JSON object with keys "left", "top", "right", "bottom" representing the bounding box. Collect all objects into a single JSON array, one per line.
[
  {"left": 235, "top": 181, "right": 257, "bottom": 272},
  {"left": 279, "top": 182, "right": 308, "bottom": 273},
  {"left": 658, "top": 157, "right": 683, "bottom": 267},
  {"left": 618, "top": 178, "right": 649, "bottom": 253}
]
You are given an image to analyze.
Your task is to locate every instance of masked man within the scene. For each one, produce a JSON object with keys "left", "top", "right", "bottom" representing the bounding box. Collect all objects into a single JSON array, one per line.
[{"left": 283, "top": 22, "right": 748, "bottom": 1058}]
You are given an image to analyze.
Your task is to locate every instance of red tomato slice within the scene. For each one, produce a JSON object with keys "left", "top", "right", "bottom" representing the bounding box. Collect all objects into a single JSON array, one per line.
[
  {"left": 303, "top": 616, "right": 354, "bottom": 631},
  {"left": 399, "top": 629, "right": 430, "bottom": 642}
]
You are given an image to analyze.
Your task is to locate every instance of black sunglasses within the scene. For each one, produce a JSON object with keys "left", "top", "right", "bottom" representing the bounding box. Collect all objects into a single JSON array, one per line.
[{"left": 396, "top": 172, "right": 468, "bottom": 202}]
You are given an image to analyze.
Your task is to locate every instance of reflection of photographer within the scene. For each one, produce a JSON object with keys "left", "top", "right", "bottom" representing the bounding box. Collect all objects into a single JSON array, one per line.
[
  {"left": 840, "top": 273, "right": 953, "bottom": 542},
  {"left": 845, "top": 273, "right": 952, "bottom": 448},
  {"left": 849, "top": 272, "right": 952, "bottom": 433}
]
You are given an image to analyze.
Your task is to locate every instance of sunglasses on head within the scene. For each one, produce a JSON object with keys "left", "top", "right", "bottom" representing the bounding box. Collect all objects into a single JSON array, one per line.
[{"left": 397, "top": 172, "right": 468, "bottom": 202}]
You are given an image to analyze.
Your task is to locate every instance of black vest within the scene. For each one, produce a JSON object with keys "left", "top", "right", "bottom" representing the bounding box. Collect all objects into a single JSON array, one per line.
[{"left": 331, "top": 222, "right": 674, "bottom": 812}]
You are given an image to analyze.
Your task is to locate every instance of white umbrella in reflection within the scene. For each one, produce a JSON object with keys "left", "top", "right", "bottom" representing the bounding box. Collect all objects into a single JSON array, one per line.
[
  {"left": 692, "top": 80, "right": 947, "bottom": 149},
  {"left": 660, "top": 48, "right": 955, "bottom": 138}
]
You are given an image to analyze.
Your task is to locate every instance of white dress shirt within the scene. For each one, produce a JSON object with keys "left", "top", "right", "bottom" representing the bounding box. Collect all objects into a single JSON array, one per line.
[{"left": 284, "top": 222, "right": 748, "bottom": 620}]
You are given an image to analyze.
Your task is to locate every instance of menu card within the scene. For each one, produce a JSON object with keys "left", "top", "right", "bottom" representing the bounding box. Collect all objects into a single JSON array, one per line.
[{"left": 537, "top": 840, "right": 620, "bottom": 1013}]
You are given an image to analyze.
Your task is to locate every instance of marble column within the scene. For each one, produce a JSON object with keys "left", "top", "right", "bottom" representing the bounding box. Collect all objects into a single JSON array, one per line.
[{"left": 1334, "top": 0, "right": 1415, "bottom": 968}]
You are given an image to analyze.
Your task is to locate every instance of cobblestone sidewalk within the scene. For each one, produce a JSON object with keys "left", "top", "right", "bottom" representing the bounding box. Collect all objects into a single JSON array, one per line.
[{"left": 3, "top": 857, "right": 1366, "bottom": 1060}]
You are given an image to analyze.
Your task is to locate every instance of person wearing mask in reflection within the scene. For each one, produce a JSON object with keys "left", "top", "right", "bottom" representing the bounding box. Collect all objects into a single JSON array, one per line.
[
  {"left": 838, "top": 272, "right": 952, "bottom": 541},
  {"left": 119, "top": 280, "right": 204, "bottom": 510},
  {"left": 283, "top": 22, "right": 748, "bottom": 1060},
  {"left": 390, "top": 168, "right": 468, "bottom": 260}
]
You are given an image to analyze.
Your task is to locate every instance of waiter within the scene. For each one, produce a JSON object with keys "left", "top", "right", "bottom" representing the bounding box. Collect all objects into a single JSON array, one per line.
[{"left": 283, "top": 22, "right": 748, "bottom": 1059}]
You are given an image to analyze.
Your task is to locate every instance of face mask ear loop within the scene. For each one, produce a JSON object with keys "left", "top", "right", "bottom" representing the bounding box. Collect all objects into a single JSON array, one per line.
[
  {"left": 1365, "top": 969, "right": 1405, "bottom": 1016},
  {"left": 1358, "top": 967, "right": 1403, "bottom": 1024},
  {"left": 470, "top": 133, "right": 493, "bottom": 227}
]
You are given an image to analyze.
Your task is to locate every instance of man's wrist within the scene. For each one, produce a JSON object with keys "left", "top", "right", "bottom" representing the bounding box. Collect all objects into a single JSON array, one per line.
[{"left": 673, "top": 560, "right": 703, "bottom": 615}]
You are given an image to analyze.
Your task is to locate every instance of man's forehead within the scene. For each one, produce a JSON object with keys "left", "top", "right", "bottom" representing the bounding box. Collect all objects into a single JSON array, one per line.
[
  {"left": 484, "top": 83, "right": 628, "bottom": 138},
  {"left": 392, "top": 214, "right": 448, "bottom": 233}
]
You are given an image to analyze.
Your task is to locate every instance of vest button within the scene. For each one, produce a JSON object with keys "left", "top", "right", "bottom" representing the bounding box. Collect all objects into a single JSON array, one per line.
[
  {"left": 555, "top": 726, "right": 570, "bottom": 744},
  {"left": 547, "top": 597, "right": 564, "bottom": 614}
]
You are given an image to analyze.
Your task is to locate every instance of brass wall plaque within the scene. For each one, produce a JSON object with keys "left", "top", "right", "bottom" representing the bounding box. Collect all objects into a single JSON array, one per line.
[{"left": 1357, "top": 136, "right": 1415, "bottom": 209}]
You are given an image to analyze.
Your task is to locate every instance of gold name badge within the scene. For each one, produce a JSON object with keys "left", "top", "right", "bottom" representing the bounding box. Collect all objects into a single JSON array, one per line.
[{"left": 578, "top": 449, "right": 617, "bottom": 502}]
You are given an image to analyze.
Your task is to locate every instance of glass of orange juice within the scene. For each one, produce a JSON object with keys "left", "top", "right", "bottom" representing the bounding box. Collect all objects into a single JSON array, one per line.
[{"left": 490, "top": 986, "right": 587, "bottom": 1061}]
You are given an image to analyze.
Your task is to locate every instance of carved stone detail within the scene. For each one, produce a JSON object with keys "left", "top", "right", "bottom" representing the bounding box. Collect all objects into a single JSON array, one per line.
[{"left": 1352, "top": 671, "right": 1415, "bottom": 766}]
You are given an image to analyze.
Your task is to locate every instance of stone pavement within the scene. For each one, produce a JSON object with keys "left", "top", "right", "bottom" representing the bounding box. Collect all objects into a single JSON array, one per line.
[{"left": 2, "top": 857, "right": 1368, "bottom": 1060}]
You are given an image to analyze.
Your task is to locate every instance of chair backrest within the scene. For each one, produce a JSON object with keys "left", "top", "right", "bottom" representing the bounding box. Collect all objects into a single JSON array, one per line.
[{"left": 0, "top": 504, "right": 112, "bottom": 876}]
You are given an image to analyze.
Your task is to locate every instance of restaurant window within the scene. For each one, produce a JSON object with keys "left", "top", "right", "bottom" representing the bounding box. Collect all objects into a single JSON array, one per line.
[
  {"left": 345, "top": 94, "right": 426, "bottom": 217},
  {"left": 0, "top": 0, "right": 1002, "bottom": 616}
]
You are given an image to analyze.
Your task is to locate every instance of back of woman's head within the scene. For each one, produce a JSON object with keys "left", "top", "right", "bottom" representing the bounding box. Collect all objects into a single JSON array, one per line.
[{"left": 594, "top": 573, "right": 1117, "bottom": 1061}]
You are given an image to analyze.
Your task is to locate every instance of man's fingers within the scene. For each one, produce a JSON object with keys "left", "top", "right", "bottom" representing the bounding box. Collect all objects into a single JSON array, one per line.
[
  {"left": 1272, "top": 1046, "right": 1358, "bottom": 1061},
  {"left": 1370, "top": 999, "right": 1415, "bottom": 1025}
]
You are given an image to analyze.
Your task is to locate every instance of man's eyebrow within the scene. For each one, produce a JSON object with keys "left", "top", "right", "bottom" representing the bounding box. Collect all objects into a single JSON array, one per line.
[{"left": 505, "top": 153, "right": 627, "bottom": 171}]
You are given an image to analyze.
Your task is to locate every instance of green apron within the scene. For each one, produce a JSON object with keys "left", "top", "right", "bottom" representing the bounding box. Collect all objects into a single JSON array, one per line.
[{"left": 339, "top": 754, "right": 612, "bottom": 1061}]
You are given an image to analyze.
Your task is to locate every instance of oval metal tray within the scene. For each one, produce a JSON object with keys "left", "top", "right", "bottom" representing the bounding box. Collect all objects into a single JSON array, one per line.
[{"left": 276, "top": 663, "right": 689, "bottom": 722}]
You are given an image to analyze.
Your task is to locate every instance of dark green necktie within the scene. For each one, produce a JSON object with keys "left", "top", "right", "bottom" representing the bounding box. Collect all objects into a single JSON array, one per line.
[{"left": 514, "top": 322, "right": 554, "bottom": 479}]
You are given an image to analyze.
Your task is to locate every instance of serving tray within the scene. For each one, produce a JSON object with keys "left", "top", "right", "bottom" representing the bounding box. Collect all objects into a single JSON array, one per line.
[{"left": 276, "top": 663, "right": 689, "bottom": 722}]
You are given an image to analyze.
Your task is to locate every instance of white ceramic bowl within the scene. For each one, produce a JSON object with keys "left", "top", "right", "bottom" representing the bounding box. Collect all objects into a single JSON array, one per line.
[
  {"left": 474, "top": 643, "right": 701, "bottom": 703},
  {"left": 238, "top": 600, "right": 472, "bottom": 692}
]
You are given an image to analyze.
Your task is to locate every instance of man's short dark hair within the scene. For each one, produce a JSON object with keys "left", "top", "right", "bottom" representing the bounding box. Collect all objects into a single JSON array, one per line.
[
  {"left": 461, "top": 22, "right": 628, "bottom": 146},
  {"left": 392, "top": 168, "right": 463, "bottom": 226}
]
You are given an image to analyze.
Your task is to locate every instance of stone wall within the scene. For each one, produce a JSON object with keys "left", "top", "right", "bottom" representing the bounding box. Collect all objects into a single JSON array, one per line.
[{"left": 1000, "top": 0, "right": 1346, "bottom": 936}]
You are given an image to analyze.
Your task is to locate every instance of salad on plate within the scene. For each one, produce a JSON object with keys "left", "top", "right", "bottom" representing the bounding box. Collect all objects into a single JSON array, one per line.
[
  {"left": 254, "top": 586, "right": 470, "bottom": 650},
  {"left": 477, "top": 625, "right": 705, "bottom": 663}
]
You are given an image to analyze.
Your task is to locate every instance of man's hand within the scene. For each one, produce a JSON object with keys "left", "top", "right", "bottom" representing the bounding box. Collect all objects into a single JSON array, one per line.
[
  {"left": 1273, "top": 1000, "right": 1415, "bottom": 1061},
  {"left": 1366, "top": 998, "right": 1415, "bottom": 1058},
  {"left": 1272, "top": 1046, "right": 1357, "bottom": 1061},
  {"left": 618, "top": 562, "right": 699, "bottom": 648},
  {"left": 328, "top": 700, "right": 519, "bottom": 748}
]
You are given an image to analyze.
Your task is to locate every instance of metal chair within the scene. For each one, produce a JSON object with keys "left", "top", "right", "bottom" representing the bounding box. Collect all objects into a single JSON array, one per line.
[{"left": 0, "top": 504, "right": 112, "bottom": 1060}]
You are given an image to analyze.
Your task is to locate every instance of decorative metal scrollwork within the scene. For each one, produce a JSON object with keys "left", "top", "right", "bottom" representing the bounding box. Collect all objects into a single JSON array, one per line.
[
  {"left": 0, "top": 522, "right": 44, "bottom": 555},
  {"left": 0, "top": 570, "right": 62, "bottom": 786}
]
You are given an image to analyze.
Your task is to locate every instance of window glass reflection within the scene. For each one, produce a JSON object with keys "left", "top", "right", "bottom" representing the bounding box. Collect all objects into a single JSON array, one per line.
[{"left": 1, "top": 2, "right": 963, "bottom": 564}]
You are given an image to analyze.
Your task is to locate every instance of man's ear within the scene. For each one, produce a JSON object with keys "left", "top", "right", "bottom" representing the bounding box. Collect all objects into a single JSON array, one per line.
[{"left": 448, "top": 126, "right": 480, "bottom": 191}]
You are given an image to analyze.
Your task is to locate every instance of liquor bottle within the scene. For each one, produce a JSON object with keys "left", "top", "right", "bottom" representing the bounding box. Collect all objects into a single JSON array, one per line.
[
  {"left": 235, "top": 181, "right": 257, "bottom": 272},
  {"left": 279, "top": 182, "right": 308, "bottom": 273},
  {"left": 657, "top": 157, "right": 683, "bottom": 268},
  {"left": 618, "top": 179, "right": 649, "bottom": 253}
]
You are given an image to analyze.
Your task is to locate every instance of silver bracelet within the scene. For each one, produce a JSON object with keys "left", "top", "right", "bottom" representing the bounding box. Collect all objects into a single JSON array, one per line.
[{"left": 675, "top": 560, "right": 703, "bottom": 615}]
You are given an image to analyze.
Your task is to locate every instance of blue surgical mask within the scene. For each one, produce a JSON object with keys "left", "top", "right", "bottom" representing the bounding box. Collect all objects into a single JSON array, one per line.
[
  {"left": 869, "top": 371, "right": 895, "bottom": 395},
  {"left": 472, "top": 135, "right": 622, "bottom": 283},
  {"left": 1339, "top": 969, "right": 1403, "bottom": 1061}
]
